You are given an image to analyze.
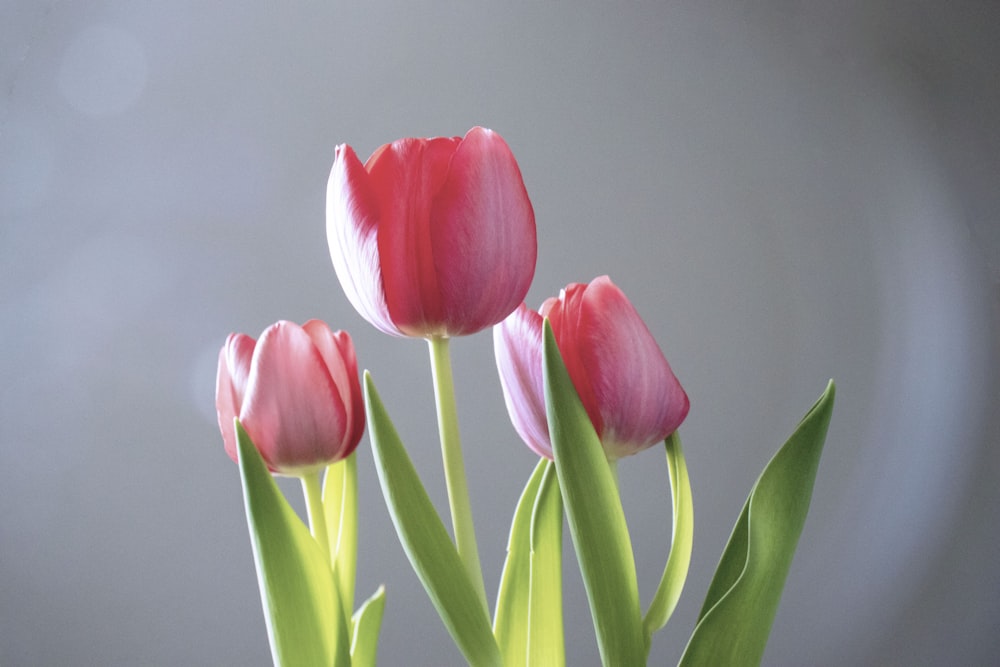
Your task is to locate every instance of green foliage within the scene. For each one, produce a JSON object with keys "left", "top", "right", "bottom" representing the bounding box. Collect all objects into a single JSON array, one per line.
[
  {"left": 494, "top": 459, "right": 566, "bottom": 666},
  {"left": 542, "top": 320, "right": 646, "bottom": 666},
  {"left": 643, "top": 432, "right": 694, "bottom": 650},
  {"left": 350, "top": 585, "right": 387, "bottom": 667},
  {"left": 363, "top": 372, "right": 502, "bottom": 667},
  {"left": 493, "top": 460, "right": 546, "bottom": 667},
  {"left": 235, "top": 419, "right": 350, "bottom": 667},
  {"left": 527, "top": 461, "right": 564, "bottom": 666},
  {"left": 679, "top": 381, "right": 835, "bottom": 666}
]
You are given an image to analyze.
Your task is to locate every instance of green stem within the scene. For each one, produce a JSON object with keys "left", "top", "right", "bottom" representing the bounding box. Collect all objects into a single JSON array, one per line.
[
  {"left": 608, "top": 459, "right": 620, "bottom": 491},
  {"left": 301, "top": 468, "right": 330, "bottom": 564},
  {"left": 427, "top": 335, "right": 488, "bottom": 611}
]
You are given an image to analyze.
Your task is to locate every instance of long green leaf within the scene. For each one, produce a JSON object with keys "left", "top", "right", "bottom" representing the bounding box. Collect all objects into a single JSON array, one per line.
[
  {"left": 679, "top": 380, "right": 835, "bottom": 667},
  {"left": 527, "top": 460, "right": 564, "bottom": 666},
  {"left": 350, "top": 585, "right": 387, "bottom": 667},
  {"left": 363, "top": 372, "right": 502, "bottom": 667},
  {"left": 542, "top": 320, "right": 645, "bottom": 666},
  {"left": 235, "top": 419, "right": 350, "bottom": 667},
  {"left": 494, "top": 459, "right": 548, "bottom": 667},
  {"left": 324, "top": 453, "right": 358, "bottom": 620},
  {"left": 642, "top": 432, "right": 694, "bottom": 648}
]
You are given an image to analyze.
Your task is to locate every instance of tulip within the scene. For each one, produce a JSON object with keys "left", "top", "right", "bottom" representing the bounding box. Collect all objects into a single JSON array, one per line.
[
  {"left": 494, "top": 276, "right": 689, "bottom": 461},
  {"left": 327, "top": 126, "right": 536, "bottom": 338},
  {"left": 216, "top": 320, "right": 365, "bottom": 476}
]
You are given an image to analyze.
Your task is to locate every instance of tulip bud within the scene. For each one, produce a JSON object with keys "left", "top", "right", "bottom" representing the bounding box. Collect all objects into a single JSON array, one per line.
[
  {"left": 494, "top": 276, "right": 689, "bottom": 460},
  {"left": 215, "top": 320, "right": 365, "bottom": 476},
  {"left": 327, "top": 126, "right": 536, "bottom": 338}
]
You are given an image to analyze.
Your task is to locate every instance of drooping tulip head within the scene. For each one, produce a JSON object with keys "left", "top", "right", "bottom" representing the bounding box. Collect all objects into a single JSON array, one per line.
[
  {"left": 327, "top": 126, "right": 536, "bottom": 338},
  {"left": 494, "top": 276, "right": 689, "bottom": 461},
  {"left": 215, "top": 320, "right": 365, "bottom": 476}
]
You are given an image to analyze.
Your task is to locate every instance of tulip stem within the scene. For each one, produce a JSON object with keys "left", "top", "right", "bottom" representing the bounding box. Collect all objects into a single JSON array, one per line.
[
  {"left": 608, "top": 459, "right": 621, "bottom": 491},
  {"left": 301, "top": 469, "right": 331, "bottom": 564},
  {"left": 428, "top": 335, "right": 488, "bottom": 612}
]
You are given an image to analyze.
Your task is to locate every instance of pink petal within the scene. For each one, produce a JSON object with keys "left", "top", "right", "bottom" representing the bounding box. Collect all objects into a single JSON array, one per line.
[
  {"left": 331, "top": 330, "right": 366, "bottom": 454},
  {"left": 494, "top": 305, "right": 551, "bottom": 459},
  {"left": 577, "top": 276, "right": 689, "bottom": 459},
  {"left": 215, "top": 346, "right": 239, "bottom": 463},
  {"left": 327, "top": 144, "right": 399, "bottom": 336},
  {"left": 225, "top": 332, "right": 256, "bottom": 401},
  {"left": 431, "top": 127, "right": 536, "bottom": 336},
  {"left": 239, "top": 321, "right": 349, "bottom": 473},
  {"left": 215, "top": 333, "right": 256, "bottom": 463},
  {"left": 369, "top": 136, "right": 461, "bottom": 336},
  {"left": 302, "top": 320, "right": 364, "bottom": 456}
]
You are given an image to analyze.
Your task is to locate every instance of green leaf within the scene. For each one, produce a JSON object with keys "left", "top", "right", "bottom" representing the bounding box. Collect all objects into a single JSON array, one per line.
[
  {"left": 493, "top": 459, "right": 547, "bottom": 667},
  {"left": 542, "top": 320, "right": 645, "bottom": 667},
  {"left": 527, "top": 460, "right": 564, "bottom": 666},
  {"left": 324, "top": 453, "right": 358, "bottom": 620},
  {"left": 494, "top": 459, "right": 565, "bottom": 667},
  {"left": 235, "top": 419, "right": 351, "bottom": 667},
  {"left": 642, "top": 432, "right": 694, "bottom": 648},
  {"left": 350, "top": 585, "right": 387, "bottom": 667},
  {"left": 679, "top": 380, "right": 836, "bottom": 667},
  {"left": 363, "top": 372, "right": 502, "bottom": 667}
]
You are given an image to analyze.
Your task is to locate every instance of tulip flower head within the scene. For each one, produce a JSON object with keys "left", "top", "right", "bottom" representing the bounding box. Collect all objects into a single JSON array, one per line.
[
  {"left": 215, "top": 320, "right": 365, "bottom": 476},
  {"left": 494, "top": 276, "right": 689, "bottom": 461},
  {"left": 327, "top": 126, "right": 536, "bottom": 338}
]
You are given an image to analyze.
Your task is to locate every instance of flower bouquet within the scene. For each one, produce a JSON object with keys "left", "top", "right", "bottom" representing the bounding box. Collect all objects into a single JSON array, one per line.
[{"left": 215, "top": 127, "right": 835, "bottom": 666}]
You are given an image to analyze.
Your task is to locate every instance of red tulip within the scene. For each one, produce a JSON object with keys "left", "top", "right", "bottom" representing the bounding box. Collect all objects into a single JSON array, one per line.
[
  {"left": 327, "top": 126, "right": 536, "bottom": 338},
  {"left": 215, "top": 320, "right": 365, "bottom": 475},
  {"left": 494, "top": 276, "right": 689, "bottom": 461}
]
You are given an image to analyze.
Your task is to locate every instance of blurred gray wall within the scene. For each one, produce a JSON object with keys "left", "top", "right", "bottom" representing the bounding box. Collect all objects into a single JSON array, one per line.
[{"left": 2, "top": 2, "right": 998, "bottom": 665}]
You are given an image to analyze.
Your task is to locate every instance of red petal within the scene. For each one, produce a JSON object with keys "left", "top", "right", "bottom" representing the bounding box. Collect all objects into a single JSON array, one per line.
[
  {"left": 577, "top": 277, "right": 689, "bottom": 459},
  {"left": 431, "top": 127, "right": 536, "bottom": 335},
  {"left": 545, "top": 282, "right": 604, "bottom": 436},
  {"left": 369, "top": 136, "right": 461, "bottom": 336},
  {"left": 327, "top": 144, "right": 399, "bottom": 335}
]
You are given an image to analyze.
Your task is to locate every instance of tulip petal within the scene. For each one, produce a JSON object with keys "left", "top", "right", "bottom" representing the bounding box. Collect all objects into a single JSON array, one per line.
[
  {"left": 494, "top": 305, "right": 551, "bottom": 459},
  {"left": 327, "top": 144, "right": 399, "bottom": 336},
  {"left": 215, "top": 349, "right": 239, "bottom": 462},
  {"left": 216, "top": 333, "right": 256, "bottom": 463},
  {"left": 303, "top": 321, "right": 364, "bottom": 456},
  {"left": 577, "top": 277, "right": 689, "bottom": 459},
  {"left": 431, "top": 127, "right": 536, "bottom": 335},
  {"left": 369, "top": 136, "right": 460, "bottom": 336},
  {"left": 540, "top": 283, "right": 604, "bottom": 436},
  {"left": 240, "top": 321, "right": 349, "bottom": 473},
  {"left": 334, "top": 331, "right": 367, "bottom": 453}
]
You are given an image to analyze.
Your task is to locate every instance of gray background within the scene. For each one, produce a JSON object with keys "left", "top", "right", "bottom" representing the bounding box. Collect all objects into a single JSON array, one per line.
[{"left": 3, "top": 2, "right": 999, "bottom": 665}]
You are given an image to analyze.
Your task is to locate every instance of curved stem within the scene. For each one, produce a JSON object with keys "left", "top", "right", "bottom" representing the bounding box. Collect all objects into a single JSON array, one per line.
[
  {"left": 428, "top": 336, "right": 488, "bottom": 611},
  {"left": 301, "top": 469, "right": 330, "bottom": 565}
]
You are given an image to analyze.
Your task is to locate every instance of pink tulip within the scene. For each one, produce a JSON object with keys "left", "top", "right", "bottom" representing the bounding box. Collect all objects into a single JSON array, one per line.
[
  {"left": 327, "top": 126, "right": 536, "bottom": 338},
  {"left": 215, "top": 320, "right": 365, "bottom": 475},
  {"left": 494, "top": 276, "right": 689, "bottom": 461}
]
